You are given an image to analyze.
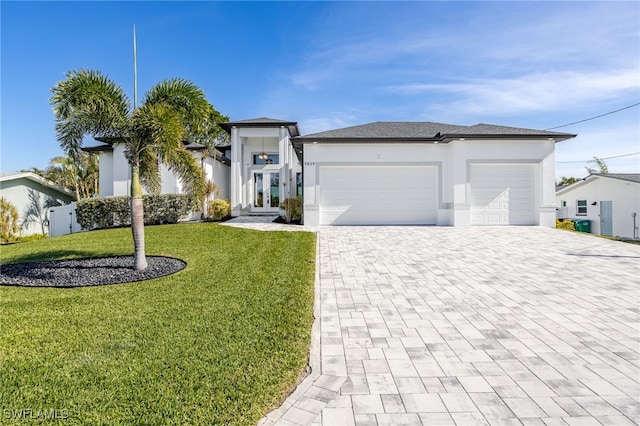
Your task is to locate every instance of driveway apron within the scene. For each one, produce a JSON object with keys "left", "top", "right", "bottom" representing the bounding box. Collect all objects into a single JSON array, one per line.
[{"left": 266, "top": 226, "right": 639, "bottom": 426}]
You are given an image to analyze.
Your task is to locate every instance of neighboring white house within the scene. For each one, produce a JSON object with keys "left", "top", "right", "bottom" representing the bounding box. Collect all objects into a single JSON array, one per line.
[
  {"left": 0, "top": 172, "right": 76, "bottom": 235},
  {"left": 556, "top": 173, "right": 640, "bottom": 239}
]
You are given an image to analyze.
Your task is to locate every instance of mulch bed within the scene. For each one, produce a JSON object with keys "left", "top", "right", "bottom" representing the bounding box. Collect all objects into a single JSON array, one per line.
[{"left": 0, "top": 256, "right": 186, "bottom": 288}]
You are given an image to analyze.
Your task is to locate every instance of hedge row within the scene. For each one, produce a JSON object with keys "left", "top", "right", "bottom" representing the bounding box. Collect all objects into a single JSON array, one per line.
[{"left": 76, "top": 194, "right": 195, "bottom": 230}]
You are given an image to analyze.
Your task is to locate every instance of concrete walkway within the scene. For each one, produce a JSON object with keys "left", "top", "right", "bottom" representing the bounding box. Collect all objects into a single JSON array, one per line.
[{"left": 260, "top": 226, "right": 640, "bottom": 426}]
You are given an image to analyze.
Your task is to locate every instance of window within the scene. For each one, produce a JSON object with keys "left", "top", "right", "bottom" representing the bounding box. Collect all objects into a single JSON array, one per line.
[
  {"left": 561, "top": 200, "right": 567, "bottom": 207},
  {"left": 296, "top": 173, "right": 303, "bottom": 197},
  {"left": 577, "top": 200, "right": 587, "bottom": 215},
  {"left": 252, "top": 154, "right": 279, "bottom": 165}
]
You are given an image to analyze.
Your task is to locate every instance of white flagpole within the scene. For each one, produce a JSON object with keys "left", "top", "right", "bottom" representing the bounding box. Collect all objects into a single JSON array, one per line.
[{"left": 133, "top": 24, "right": 138, "bottom": 109}]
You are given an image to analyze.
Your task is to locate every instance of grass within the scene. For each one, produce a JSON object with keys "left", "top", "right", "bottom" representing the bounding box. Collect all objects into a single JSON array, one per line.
[{"left": 0, "top": 223, "right": 316, "bottom": 425}]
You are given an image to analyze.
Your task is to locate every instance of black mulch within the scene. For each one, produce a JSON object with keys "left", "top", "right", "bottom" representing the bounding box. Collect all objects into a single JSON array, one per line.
[{"left": 0, "top": 256, "right": 186, "bottom": 288}]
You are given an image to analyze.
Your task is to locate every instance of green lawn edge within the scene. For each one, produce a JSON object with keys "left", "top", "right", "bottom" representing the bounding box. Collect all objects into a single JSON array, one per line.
[{"left": 0, "top": 223, "right": 316, "bottom": 425}]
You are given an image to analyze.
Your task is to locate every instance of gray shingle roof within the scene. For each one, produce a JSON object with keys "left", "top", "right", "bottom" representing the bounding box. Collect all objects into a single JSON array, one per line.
[
  {"left": 293, "top": 121, "right": 576, "bottom": 143},
  {"left": 300, "top": 122, "right": 465, "bottom": 139},
  {"left": 592, "top": 173, "right": 640, "bottom": 183}
]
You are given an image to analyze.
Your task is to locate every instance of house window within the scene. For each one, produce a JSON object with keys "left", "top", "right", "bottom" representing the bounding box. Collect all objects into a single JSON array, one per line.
[
  {"left": 296, "top": 173, "right": 303, "bottom": 197},
  {"left": 577, "top": 200, "right": 587, "bottom": 215},
  {"left": 252, "top": 154, "right": 279, "bottom": 165},
  {"left": 561, "top": 201, "right": 567, "bottom": 207}
]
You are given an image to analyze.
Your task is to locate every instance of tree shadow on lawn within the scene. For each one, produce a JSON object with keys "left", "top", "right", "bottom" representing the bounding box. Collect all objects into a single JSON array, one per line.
[{"left": 0, "top": 249, "right": 103, "bottom": 265}]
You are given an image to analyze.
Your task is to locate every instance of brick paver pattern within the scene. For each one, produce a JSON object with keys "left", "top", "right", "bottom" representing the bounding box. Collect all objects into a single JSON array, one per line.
[{"left": 254, "top": 224, "right": 640, "bottom": 425}]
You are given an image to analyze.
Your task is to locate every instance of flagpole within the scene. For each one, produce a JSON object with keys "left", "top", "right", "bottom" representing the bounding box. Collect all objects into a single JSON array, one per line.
[{"left": 133, "top": 24, "right": 138, "bottom": 109}]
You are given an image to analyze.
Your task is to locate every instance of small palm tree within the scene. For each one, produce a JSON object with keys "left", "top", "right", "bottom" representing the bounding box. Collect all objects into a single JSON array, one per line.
[{"left": 51, "top": 69, "right": 220, "bottom": 270}]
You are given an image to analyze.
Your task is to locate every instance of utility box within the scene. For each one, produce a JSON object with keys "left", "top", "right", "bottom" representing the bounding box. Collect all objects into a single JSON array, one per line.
[{"left": 573, "top": 219, "right": 591, "bottom": 233}]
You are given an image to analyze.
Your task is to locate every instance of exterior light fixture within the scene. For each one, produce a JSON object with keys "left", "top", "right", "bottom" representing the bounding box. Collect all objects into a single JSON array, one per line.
[{"left": 258, "top": 137, "right": 268, "bottom": 160}]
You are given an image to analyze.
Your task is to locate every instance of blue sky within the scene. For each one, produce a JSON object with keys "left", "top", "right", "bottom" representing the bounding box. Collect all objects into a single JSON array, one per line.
[{"left": 2, "top": 1, "right": 639, "bottom": 180}]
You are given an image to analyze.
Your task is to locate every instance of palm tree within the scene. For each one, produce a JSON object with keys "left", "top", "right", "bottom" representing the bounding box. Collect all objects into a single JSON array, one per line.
[
  {"left": 51, "top": 69, "right": 220, "bottom": 270},
  {"left": 48, "top": 152, "right": 100, "bottom": 199}
]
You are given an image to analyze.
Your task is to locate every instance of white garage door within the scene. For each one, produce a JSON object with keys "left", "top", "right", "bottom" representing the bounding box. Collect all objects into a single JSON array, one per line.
[
  {"left": 319, "top": 165, "right": 437, "bottom": 225},
  {"left": 470, "top": 164, "right": 536, "bottom": 225}
]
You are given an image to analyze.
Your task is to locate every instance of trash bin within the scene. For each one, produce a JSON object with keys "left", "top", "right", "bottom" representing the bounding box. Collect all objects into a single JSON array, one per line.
[{"left": 573, "top": 219, "right": 591, "bottom": 233}]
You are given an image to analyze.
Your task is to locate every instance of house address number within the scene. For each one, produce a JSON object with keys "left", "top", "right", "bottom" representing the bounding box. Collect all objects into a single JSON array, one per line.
[{"left": 304, "top": 162, "right": 316, "bottom": 166}]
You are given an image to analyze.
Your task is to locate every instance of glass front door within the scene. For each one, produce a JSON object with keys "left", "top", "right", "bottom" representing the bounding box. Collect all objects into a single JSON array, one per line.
[{"left": 252, "top": 171, "right": 280, "bottom": 211}]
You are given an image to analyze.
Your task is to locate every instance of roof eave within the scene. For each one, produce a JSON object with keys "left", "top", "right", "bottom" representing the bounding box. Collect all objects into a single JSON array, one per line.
[
  {"left": 82, "top": 144, "right": 113, "bottom": 153},
  {"left": 0, "top": 172, "right": 77, "bottom": 200},
  {"left": 292, "top": 137, "right": 443, "bottom": 148},
  {"left": 441, "top": 134, "right": 577, "bottom": 142},
  {"left": 220, "top": 121, "right": 300, "bottom": 137}
]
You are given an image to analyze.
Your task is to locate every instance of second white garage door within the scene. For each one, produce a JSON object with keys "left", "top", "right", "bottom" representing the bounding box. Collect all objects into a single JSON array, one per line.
[
  {"left": 319, "top": 165, "right": 437, "bottom": 225},
  {"left": 470, "top": 163, "right": 537, "bottom": 225}
]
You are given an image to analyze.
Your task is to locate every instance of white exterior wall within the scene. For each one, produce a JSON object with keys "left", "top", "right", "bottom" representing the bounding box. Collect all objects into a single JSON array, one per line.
[
  {"left": 556, "top": 177, "right": 640, "bottom": 238},
  {"left": 98, "top": 151, "right": 114, "bottom": 196},
  {"left": 229, "top": 126, "right": 299, "bottom": 215},
  {"left": 112, "top": 143, "right": 131, "bottom": 196},
  {"left": 302, "top": 139, "right": 555, "bottom": 227},
  {"left": 212, "top": 160, "right": 230, "bottom": 199},
  {"left": 160, "top": 163, "right": 181, "bottom": 194}
]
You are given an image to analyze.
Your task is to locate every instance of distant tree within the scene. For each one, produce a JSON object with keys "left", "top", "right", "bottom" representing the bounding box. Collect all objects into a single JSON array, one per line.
[
  {"left": 48, "top": 152, "right": 99, "bottom": 200},
  {"left": 0, "top": 197, "right": 20, "bottom": 243},
  {"left": 585, "top": 157, "right": 608, "bottom": 175},
  {"left": 557, "top": 176, "right": 579, "bottom": 186},
  {"left": 51, "top": 69, "right": 225, "bottom": 270},
  {"left": 20, "top": 152, "right": 99, "bottom": 200},
  {"left": 20, "top": 166, "right": 47, "bottom": 177}
]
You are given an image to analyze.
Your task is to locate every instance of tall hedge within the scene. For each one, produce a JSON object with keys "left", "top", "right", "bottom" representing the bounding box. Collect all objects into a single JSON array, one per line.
[{"left": 76, "top": 194, "right": 195, "bottom": 230}]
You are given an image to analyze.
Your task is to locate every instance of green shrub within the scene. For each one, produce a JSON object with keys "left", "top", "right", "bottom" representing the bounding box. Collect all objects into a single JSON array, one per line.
[
  {"left": 76, "top": 194, "right": 194, "bottom": 230},
  {"left": 0, "top": 197, "right": 20, "bottom": 244},
  {"left": 556, "top": 219, "right": 575, "bottom": 231},
  {"left": 208, "top": 199, "right": 231, "bottom": 221},
  {"left": 280, "top": 196, "right": 302, "bottom": 223}
]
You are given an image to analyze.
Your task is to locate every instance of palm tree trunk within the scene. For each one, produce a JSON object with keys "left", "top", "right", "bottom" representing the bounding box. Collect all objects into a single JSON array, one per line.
[{"left": 130, "top": 165, "right": 148, "bottom": 271}]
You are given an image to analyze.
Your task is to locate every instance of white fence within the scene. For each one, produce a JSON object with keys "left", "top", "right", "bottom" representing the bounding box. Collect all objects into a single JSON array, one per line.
[{"left": 49, "top": 202, "right": 82, "bottom": 237}]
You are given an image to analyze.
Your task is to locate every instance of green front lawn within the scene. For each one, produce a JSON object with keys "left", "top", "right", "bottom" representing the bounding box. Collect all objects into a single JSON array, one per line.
[{"left": 0, "top": 223, "right": 316, "bottom": 425}]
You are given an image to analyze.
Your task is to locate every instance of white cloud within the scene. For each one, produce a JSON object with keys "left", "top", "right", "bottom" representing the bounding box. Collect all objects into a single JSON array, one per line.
[
  {"left": 390, "top": 68, "right": 640, "bottom": 120},
  {"left": 298, "top": 115, "right": 359, "bottom": 135}
]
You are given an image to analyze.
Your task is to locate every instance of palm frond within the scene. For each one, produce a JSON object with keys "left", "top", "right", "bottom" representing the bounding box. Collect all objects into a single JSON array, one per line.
[
  {"left": 143, "top": 78, "right": 215, "bottom": 142},
  {"left": 138, "top": 146, "right": 161, "bottom": 194},
  {"left": 50, "top": 69, "right": 131, "bottom": 153},
  {"left": 167, "top": 148, "right": 205, "bottom": 205}
]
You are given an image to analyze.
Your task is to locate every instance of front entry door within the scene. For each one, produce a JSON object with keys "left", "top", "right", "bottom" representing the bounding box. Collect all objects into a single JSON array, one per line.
[
  {"left": 600, "top": 201, "right": 613, "bottom": 236},
  {"left": 252, "top": 171, "right": 280, "bottom": 212}
]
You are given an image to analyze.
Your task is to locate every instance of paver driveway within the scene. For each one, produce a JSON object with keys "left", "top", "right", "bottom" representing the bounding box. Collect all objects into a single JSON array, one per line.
[{"left": 264, "top": 226, "right": 640, "bottom": 426}]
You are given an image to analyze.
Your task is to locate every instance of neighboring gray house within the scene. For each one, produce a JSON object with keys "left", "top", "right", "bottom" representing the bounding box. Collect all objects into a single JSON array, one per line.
[
  {"left": 556, "top": 173, "right": 640, "bottom": 239},
  {"left": 0, "top": 172, "right": 76, "bottom": 235}
]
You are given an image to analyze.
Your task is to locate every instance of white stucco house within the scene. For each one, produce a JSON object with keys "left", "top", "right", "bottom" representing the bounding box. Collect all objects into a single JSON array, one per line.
[
  {"left": 556, "top": 173, "right": 640, "bottom": 239},
  {"left": 219, "top": 118, "right": 302, "bottom": 216},
  {"left": 289, "top": 121, "right": 575, "bottom": 226},
  {"left": 87, "top": 117, "right": 576, "bottom": 228},
  {"left": 83, "top": 137, "right": 230, "bottom": 199},
  {"left": 0, "top": 172, "right": 76, "bottom": 235}
]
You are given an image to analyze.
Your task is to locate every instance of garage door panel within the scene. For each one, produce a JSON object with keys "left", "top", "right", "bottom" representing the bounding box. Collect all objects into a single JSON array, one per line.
[
  {"left": 470, "top": 164, "right": 536, "bottom": 225},
  {"left": 319, "top": 165, "right": 437, "bottom": 225}
]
